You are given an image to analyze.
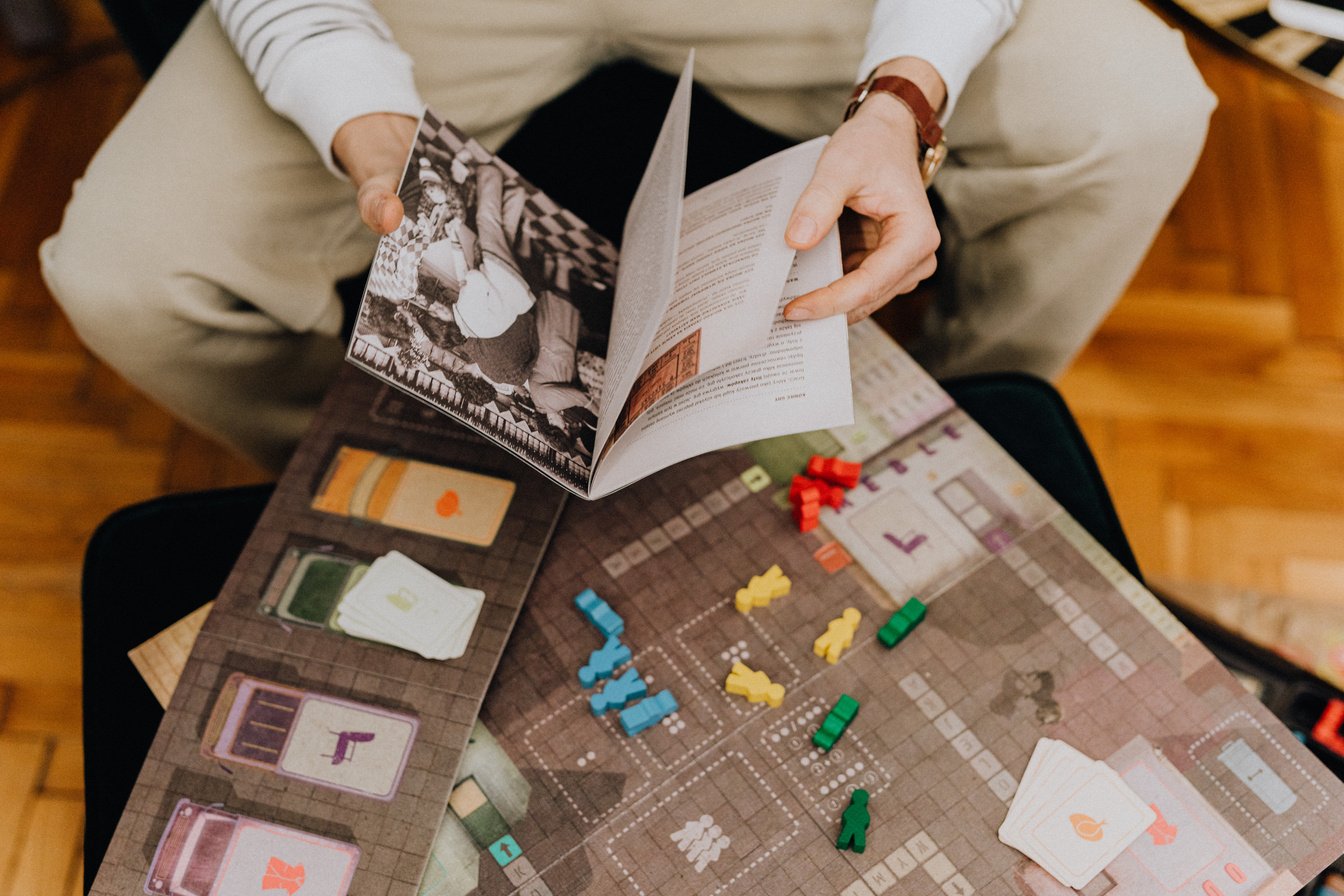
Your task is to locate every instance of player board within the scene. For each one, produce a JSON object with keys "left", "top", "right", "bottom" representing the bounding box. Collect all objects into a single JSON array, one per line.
[
  {"left": 88, "top": 369, "right": 567, "bottom": 896},
  {"left": 421, "top": 322, "right": 1344, "bottom": 895}
]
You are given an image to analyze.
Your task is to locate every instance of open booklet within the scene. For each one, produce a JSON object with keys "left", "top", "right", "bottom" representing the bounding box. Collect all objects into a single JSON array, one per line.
[{"left": 348, "top": 54, "right": 854, "bottom": 498}]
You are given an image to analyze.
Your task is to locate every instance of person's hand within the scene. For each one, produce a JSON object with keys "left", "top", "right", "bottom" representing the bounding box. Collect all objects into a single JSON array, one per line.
[
  {"left": 332, "top": 112, "right": 419, "bottom": 235},
  {"left": 784, "top": 60, "right": 945, "bottom": 324}
]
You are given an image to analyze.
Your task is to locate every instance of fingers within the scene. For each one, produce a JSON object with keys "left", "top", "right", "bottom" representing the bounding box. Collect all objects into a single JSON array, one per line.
[
  {"left": 357, "top": 176, "right": 405, "bottom": 235},
  {"left": 844, "top": 252, "right": 937, "bottom": 324},
  {"left": 785, "top": 213, "right": 938, "bottom": 321},
  {"left": 787, "top": 153, "right": 854, "bottom": 251}
]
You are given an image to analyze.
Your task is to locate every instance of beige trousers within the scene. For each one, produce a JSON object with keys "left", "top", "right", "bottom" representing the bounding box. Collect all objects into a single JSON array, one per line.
[{"left": 41, "top": 0, "right": 1215, "bottom": 470}]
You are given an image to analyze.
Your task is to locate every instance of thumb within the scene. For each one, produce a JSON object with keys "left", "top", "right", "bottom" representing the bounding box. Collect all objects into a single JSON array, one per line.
[
  {"left": 357, "top": 176, "right": 405, "bottom": 236},
  {"left": 787, "top": 171, "right": 850, "bottom": 251}
]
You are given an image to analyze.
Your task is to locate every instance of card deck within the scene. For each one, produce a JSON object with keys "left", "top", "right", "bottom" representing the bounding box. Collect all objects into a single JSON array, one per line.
[
  {"left": 999, "top": 738, "right": 1156, "bottom": 889},
  {"left": 333, "top": 551, "right": 484, "bottom": 660}
]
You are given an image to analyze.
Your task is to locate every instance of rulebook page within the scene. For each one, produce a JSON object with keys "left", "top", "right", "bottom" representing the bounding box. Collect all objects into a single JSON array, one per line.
[
  {"left": 588, "top": 230, "right": 854, "bottom": 498},
  {"left": 603, "top": 138, "right": 828, "bottom": 442},
  {"left": 589, "top": 55, "right": 694, "bottom": 473}
]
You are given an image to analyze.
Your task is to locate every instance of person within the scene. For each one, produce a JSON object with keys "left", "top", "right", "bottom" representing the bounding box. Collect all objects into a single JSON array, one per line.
[
  {"left": 368, "top": 274, "right": 597, "bottom": 436},
  {"left": 39, "top": 0, "right": 1216, "bottom": 472},
  {"left": 525, "top": 291, "right": 598, "bottom": 420},
  {"left": 420, "top": 158, "right": 539, "bottom": 341}
]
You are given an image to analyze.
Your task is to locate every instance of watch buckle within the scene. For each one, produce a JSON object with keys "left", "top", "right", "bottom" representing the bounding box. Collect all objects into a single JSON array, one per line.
[{"left": 920, "top": 140, "right": 949, "bottom": 188}]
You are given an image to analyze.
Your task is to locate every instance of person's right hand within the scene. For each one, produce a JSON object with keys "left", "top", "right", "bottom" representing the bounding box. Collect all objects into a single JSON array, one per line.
[{"left": 332, "top": 112, "right": 419, "bottom": 235}]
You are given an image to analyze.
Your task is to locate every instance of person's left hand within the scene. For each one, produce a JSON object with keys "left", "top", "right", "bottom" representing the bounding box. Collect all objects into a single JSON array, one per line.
[{"left": 784, "top": 63, "right": 945, "bottom": 325}]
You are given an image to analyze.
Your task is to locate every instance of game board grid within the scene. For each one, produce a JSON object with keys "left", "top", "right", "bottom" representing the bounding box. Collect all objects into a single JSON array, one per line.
[
  {"left": 528, "top": 487, "right": 797, "bottom": 639},
  {"left": 836, "top": 411, "right": 1057, "bottom": 548},
  {"left": 472, "top": 455, "right": 853, "bottom": 888},
  {"left": 595, "top": 742, "right": 806, "bottom": 895},
  {"left": 1187, "top": 709, "right": 1335, "bottom": 857},
  {"left": 534, "top": 517, "right": 882, "bottom": 713},
  {"left": 482, "top": 443, "right": 1078, "bottom": 893},
  {"left": 663, "top": 472, "right": 1333, "bottom": 891},
  {"left": 459, "top": 394, "right": 1344, "bottom": 896},
  {"left": 957, "top": 527, "right": 1158, "bottom": 689},
  {"left": 936, "top": 520, "right": 1344, "bottom": 878}
]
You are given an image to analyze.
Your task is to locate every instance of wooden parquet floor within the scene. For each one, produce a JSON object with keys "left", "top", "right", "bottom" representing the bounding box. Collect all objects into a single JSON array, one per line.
[
  {"left": 1059, "top": 34, "right": 1344, "bottom": 608},
  {"left": 0, "top": 3, "right": 266, "bottom": 888},
  {"left": 1, "top": 1, "right": 1343, "bottom": 890}
]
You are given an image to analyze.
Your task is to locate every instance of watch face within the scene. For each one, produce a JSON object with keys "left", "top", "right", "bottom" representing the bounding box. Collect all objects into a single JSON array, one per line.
[{"left": 920, "top": 140, "right": 949, "bottom": 188}]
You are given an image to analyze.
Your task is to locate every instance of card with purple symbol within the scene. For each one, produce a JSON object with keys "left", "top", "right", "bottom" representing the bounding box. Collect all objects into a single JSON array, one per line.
[{"left": 202, "top": 672, "right": 419, "bottom": 800}]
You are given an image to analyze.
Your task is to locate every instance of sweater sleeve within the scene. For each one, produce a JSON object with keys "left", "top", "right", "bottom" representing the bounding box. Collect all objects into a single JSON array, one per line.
[
  {"left": 211, "top": 0, "right": 425, "bottom": 175},
  {"left": 858, "top": 0, "right": 1020, "bottom": 121}
]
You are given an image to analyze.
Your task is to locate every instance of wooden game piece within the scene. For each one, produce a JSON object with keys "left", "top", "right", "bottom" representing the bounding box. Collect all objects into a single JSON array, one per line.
[
  {"left": 877, "top": 597, "right": 926, "bottom": 648},
  {"left": 836, "top": 789, "right": 871, "bottom": 853},
  {"left": 619, "top": 689, "right": 678, "bottom": 736},
  {"left": 818, "top": 480, "right": 846, "bottom": 509},
  {"left": 734, "top": 565, "right": 791, "bottom": 613},
  {"left": 792, "top": 500, "right": 821, "bottom": 533},
  {"left": 807, "top": 454, "right": 861, "bottom": 489},
  {"left": 733, "top": 587, "right": 752, "bottom": 614},
  {"left": 724, "top": 661, "right": 786, "bottom": 707},
  {"left": 813, "top": 607, "right": 862, "bottom": 664},
  {"left": 590, "top": 666, "right": 648, "bottom": 715},
  {"left": 578, "top": 636, "right": 631, "bottom": 688},
  {"left": 790, "top": 473, "right": 840, "bottom": 533},
  {"left": 789, "top": 475, "right": 823, "bottom": 506},
  {"left": 575, "top": 587, "right": 624, "bottom": 638},
  {"left": 899, "top": 595, "right": 927, "bottom": 625},
  {"left": 813, "top": 693, "right": 860, "bottom": 751},
  {"left": 793, "top": 474, "right": 846, "bottom": 510},
  {"left": 760, "top": 564, "right": 790, "bottom": 598}
]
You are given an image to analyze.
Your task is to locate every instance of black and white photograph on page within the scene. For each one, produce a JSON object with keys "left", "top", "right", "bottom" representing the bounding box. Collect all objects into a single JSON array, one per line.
[{"left": 350, "top": 110, "right": 616, "bottom": 492}]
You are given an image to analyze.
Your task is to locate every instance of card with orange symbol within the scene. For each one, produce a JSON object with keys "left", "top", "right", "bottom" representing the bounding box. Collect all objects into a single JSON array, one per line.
[
  {"left": 313, "top": 446, "right": 515, "bottom": 546},
  {"left": 999, "top": 738, "right": 1156, "bottom": 889},
  {"left": 145, "top": 799, "right": 359, "bottom": 896},
  {"left": 1024, "top": 762, "right": 1155, "bottom": 887}
]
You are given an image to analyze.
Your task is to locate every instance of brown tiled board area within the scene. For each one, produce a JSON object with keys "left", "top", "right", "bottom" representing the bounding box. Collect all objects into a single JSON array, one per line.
[
  {"left": 89, "top": 369, "right": 568, "bottom": 896},
  {"left": 469, "top": 416, "right": 1344, "bottom": 894}
]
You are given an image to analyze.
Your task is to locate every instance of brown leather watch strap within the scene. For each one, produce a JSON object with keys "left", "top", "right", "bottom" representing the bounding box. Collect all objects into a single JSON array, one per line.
[{"left": 845, "top": 75, "right": 943, "bottom": 150}]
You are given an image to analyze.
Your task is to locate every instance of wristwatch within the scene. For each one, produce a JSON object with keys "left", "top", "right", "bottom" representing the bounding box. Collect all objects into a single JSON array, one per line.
[{"left": 845, "top": 75, "right": 948, "bottom": 187}]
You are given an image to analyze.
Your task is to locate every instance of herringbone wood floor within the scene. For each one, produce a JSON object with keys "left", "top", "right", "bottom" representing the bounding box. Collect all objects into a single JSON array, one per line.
[{"left": 2, "top": 1, "right": 1343, "bottom": 890}]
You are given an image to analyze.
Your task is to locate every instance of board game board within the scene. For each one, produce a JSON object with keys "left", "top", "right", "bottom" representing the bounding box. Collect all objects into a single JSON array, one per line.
[
  {"left": 422, "top": 323, "right": 1344, "bottom": 895},
  {"left": 112, "top": 322, "right": 1344, "bottom": 896},
  {"left": 89, "top": 370, "right": 568, "bottom": 896}
]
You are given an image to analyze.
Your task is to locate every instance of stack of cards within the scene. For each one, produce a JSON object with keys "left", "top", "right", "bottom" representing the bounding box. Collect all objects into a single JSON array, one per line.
[
  {"left": 999, "top": 739, "right": 1156, "bottom": 890},
  {"left": 333, "top": 551, "right": 484, "bottom": 660}
]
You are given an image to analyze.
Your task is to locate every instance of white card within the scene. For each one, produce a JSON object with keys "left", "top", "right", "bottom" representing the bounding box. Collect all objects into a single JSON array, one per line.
[
  {"left": 999, "top": 739, "right": 1155, "bottom": 890},
  {"left": 1023, "top": 764, "right": 1155, "bottom": 888},
  {"left": 333, "top": 551, "right": 485, "bottom": 660}
]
